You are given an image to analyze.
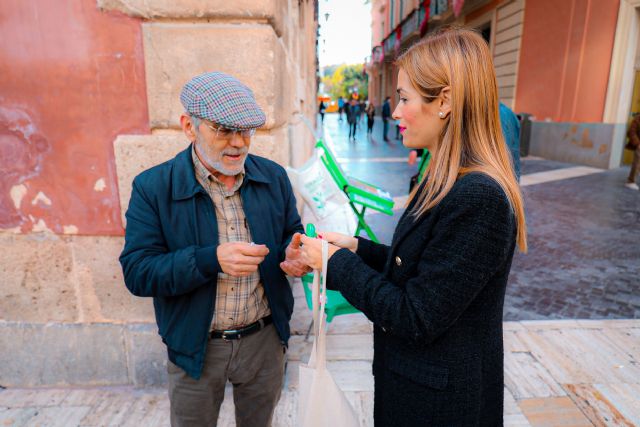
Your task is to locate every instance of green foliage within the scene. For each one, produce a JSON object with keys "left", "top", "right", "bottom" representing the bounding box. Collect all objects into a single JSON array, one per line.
[{"left": 321, "top": 64, "right": 368, "bottom": 101}]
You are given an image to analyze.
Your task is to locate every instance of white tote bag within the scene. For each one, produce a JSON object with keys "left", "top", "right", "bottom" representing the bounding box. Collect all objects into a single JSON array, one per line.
[{"left": 298, "top": 239, "right": 360, "bottom": 427}]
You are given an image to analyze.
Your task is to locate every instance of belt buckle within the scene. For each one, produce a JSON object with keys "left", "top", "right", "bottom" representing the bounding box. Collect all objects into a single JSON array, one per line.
[{"left": 221, "top": 329, "right": 238, "bottom": 341}]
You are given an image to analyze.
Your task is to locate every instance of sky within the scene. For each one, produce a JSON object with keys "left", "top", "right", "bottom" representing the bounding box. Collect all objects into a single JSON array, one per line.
[{"left": 318, "top": 0, "right": 372, "bottom": 69}]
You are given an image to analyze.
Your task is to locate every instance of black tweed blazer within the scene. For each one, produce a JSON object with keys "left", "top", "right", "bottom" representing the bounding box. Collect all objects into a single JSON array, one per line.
[{"left": 327, "top": 172, "right": 517, "bottom": 426}]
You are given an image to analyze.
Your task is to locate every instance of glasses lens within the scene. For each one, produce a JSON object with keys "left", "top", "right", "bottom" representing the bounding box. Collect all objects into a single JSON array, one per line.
[
  {"left": 241, "top": 129, "right": 256, "bottom": 138},
  {"left": 217, "top": 127, "right": 234, "bottom": 138}
]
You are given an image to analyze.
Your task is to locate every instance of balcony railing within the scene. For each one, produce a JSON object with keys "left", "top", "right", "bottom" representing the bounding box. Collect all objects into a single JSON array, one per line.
[{"left": 377, "top": 0, "right": 451, "bottom": 61}]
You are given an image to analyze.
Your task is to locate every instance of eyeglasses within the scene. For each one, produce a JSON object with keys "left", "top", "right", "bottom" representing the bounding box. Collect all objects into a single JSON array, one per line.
[{"left": 201, "top": 121, "right": 256, "bottom": 140}]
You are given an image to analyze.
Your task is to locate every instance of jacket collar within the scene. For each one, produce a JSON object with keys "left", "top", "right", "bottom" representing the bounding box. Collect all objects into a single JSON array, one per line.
[{"left": 172, "top": 144, "right": 271, "bottom": 200}]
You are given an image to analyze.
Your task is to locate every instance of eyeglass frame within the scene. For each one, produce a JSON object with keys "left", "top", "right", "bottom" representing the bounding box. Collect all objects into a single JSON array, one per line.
[{"left": 195, "top": 117, "right": 256, "bottom": 141}]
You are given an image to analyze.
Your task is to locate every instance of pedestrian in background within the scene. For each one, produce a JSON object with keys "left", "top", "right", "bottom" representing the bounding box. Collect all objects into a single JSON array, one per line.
[
  {"left": 338, "top": 96, "right": 345, "bottom": 121},
  {"left": 366, "top": 101, "right": 375, "bottom": 135},
  {"left": 382, "top": 96, "right": 391, "bottom": 141},
  {"left": 625, "top": 113, "right": 640, "bottom": 190},
  {"left": 358, "top": 99, "right": 366, "bottom": 124},
  {"left": 120, "top": 71, "right": 310, "bottom": 427},
  {"left": 300, "top": 28, "right": 526, "bottom": 426},
  {"left": 347, "top": 98, "right": 358, "bottom": 140},
  {"left": 318, "top": 100, "right": 326, "bottom": 123},
  {"left": 500, "top": 102, "right": 521, "bottom": 181}
]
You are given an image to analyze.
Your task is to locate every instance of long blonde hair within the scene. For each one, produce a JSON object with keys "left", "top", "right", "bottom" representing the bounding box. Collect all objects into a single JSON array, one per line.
[{"left": 398, "top": 27, "right": 527, "bottom": 252}]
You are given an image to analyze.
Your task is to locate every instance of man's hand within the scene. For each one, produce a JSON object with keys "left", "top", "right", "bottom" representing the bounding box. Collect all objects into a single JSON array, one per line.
[
  {"left": 217, "top": 242, "right": 269, "bottom": 277},
  {"left": 280, "top": 232, "right": 312, "bottom": 277}
]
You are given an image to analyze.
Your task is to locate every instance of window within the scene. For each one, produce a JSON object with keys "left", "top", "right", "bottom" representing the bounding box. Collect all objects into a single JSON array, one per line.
[{"left": 478, "top": 22, "right": 491, "bottom": 45}]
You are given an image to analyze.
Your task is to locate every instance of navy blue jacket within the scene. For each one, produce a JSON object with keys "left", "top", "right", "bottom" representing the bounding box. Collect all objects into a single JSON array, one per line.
[{"left": 119, "top": 146, "right": 303, "bottom": 379}]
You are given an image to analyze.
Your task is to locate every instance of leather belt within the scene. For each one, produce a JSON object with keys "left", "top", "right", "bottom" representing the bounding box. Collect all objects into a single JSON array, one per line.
[{"left": 210, "top": 315, "right": 273, "bottom": 341}]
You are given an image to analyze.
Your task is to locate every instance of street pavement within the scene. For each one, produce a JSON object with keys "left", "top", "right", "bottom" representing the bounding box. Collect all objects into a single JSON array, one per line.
[
  {"left": 321, "top": 112, "right": 640, "bottom": 321},
  {"left": 1, "top": 112, "right": 638, "bottom": 426}
]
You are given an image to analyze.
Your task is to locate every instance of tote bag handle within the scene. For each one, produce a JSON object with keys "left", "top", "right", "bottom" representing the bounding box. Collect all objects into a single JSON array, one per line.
[{"left": 310, "top": 239, "right": 329, "bottom": 370}]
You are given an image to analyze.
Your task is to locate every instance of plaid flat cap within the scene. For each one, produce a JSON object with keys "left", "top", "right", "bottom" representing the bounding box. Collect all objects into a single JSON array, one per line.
[{"left": 180, "top": 72, "right": 266, "bottom": 130}]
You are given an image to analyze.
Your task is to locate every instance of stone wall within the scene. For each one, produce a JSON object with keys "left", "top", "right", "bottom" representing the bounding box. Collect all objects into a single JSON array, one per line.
[{"left": 0, "top": 0, "right": 318, "bottom": 387}]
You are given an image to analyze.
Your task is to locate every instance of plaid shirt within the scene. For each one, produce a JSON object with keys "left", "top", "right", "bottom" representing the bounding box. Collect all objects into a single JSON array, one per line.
[{"left": 192, "top": 148, "right": 271, "bottom": 330}]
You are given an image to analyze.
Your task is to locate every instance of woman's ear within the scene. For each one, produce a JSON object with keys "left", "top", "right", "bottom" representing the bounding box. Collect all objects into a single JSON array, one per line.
[{"left": 439, "top": 86, "right": 452, "bottom": 118}]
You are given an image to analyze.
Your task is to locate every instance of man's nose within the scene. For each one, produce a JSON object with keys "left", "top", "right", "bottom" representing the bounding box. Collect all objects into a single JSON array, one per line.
[{"left": 229, "top": 132, "right": 246, "bottom": 147}]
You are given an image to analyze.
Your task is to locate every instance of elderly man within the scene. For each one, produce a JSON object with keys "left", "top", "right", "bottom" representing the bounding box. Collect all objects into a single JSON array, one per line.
[{"left": 120, "top": 71, "right": 309, "bottom": 427}]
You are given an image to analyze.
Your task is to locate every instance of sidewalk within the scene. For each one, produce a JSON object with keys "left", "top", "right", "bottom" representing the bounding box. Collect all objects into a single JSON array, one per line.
[{"left": 1, "top": 316, "right": 639, "bottom": 425}]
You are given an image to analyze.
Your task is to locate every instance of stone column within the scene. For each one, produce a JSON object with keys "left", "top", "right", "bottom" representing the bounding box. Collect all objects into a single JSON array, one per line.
[{"left": 98, "top": 0, "right": 319, "bottom": 221}]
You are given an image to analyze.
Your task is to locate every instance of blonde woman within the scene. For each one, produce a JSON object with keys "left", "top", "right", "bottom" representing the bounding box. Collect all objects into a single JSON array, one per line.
[{"left": 300, "top": 28, "right": 527, "bottom": 426}]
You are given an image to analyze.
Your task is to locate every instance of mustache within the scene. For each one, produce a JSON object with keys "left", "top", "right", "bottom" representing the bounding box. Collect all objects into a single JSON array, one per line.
[{"left": 222, "top": 147, "right": 248, "bottom": 156}]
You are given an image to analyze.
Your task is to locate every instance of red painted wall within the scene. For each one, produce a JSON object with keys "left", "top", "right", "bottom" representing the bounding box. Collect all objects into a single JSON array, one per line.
[
  {"left": 514, "top": 0, "right": 619, "bottom": 122},
  {"left": 0, "top": 0, "right": 149, "bottom": 235}
]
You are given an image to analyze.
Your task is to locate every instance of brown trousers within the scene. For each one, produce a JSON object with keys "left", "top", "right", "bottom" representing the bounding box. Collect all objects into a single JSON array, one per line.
[
  {"left": 168, "top": 324, "right": 286, "bottom": 427},
  {"left": 628, "top": 146, "right": 640, "bottom": 183}
]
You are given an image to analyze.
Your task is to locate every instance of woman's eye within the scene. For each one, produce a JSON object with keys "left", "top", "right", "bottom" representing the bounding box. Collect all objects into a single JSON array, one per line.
[{"left": 400, "top": 98, "right": 408, "bottom": 103}]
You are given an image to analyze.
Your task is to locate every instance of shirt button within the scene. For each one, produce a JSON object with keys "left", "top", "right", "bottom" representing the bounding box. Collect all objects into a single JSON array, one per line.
[{"left": 395, "top": 256, "right": 402, "bottom": 266}]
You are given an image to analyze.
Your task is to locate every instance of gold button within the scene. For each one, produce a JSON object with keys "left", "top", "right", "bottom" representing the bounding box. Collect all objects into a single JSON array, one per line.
[{"left": 395, "top": 256, "right": 402, "bottom": 266}]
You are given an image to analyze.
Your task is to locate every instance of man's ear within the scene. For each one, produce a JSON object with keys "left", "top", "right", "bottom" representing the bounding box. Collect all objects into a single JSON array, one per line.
[
  {"left": 439, "top": 86, "right": 452, "bottom": 118},
  {"left": 180, "top": 114, "right": 197, "bottom": 142}
]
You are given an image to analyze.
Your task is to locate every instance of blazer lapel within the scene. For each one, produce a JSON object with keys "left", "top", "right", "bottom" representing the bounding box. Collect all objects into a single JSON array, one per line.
[{"left": 391, "top": 208, "right": 428, "bottom": 253}]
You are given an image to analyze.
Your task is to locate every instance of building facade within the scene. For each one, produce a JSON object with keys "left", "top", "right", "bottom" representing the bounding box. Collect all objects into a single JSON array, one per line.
[
  {"left": 0, "top": 0, "right": 318, "bottom": 387},
  {"left": 368, "top": 0, "right": 635, "bottom": 169}
]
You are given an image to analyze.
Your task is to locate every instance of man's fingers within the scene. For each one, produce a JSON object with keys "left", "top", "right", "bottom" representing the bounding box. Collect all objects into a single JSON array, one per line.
[
  {"left": 232, "top": 254, "right": 265, "bottom": 265},
  {"left": 291, "top": 232, "right": 302, "bottom": 247},
  {"left": 238, "top": 243, "right": 269, "bottom": 256},
  {"left": 225, "top": 264, "right": 259, "bottom": 276},
  {"left": 280, "top": 261, "right": 312, "bottom": 277}
]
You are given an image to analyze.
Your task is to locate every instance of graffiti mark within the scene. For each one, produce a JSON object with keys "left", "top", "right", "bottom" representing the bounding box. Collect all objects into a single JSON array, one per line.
[
  {"left": 0, "top": 104, "right": 50, "bottom": 229},
  {"left": 10, "top": 184, "right": 27, "bottom": 209},
  {"left": 63, "top": 225, "right": 79, "bottom": 234},
  {"left": 31, "top": 191, "right": 52, "bottom": 206},
  {"left": 94, "top": 178, "right": 106, "bottom": 192},
  {"left": 570, "top": 127, "right": 594, "bottom": 149},
  {"left": 30, "top": 218, "right": 53, "bottom": 233}
]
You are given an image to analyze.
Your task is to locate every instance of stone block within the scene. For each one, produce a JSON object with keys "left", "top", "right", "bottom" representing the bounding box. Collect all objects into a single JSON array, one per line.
[
  {"left": 142, "top": 23, "right": 293, "bottom": 130},
  {"left": 0, "top": 322, "right": 129, "bottom": 387},
  {"left": 97, "top": 0, "right": 288, "bottom": 37},
  {"left": 70, "top": 236, "right": 155, "bottom": 323},
  {"left": 124, "top": 323, "right": 167, "bottom": 386},
  {"left": 113, "top": 134, "right": 189, "bottom": 224},
  {"left": 0, "top": 233, "right": 77, "bottom": 322},
  {"left": 250, "top": 127, "right": 290, "bottom": 167}
]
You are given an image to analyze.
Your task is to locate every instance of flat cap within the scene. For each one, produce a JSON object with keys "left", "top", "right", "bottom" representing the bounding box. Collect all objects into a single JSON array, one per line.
[{"left": 180, "top": 72, "right": 266, "bottom": 130}]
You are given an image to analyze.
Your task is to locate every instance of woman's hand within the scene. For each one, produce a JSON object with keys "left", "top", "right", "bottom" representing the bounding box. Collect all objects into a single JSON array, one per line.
[
  {"left": 317, "top": 231, "right": 358, "bottom": 253},
  {"left": 299, "top": 235, "right": 342, "bottom": 270}
]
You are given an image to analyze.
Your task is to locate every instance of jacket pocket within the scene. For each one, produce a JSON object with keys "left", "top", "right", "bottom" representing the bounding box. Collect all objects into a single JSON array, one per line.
[{"left": 386, "top": 353, "right": 449, "bottom": 390}]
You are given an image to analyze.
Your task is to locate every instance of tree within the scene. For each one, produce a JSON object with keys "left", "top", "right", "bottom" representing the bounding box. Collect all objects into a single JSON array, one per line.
[{"left": 321, "top": 64, "right": 368, "bottom": 101}]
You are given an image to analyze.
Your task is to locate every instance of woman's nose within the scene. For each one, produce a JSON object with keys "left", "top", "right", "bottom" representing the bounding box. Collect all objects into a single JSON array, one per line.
[{"left": 392, "top": 105, "right": 401, "bottom": 120}]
